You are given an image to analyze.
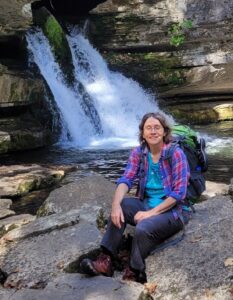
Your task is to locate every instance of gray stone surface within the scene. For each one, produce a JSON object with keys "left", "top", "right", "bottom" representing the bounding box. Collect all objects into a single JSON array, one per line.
[
  {"left": 0, "top": 177, "right": 232, "bottom": 299},
  {"left": 0, "top": 199, "right": 12, "bottom": 209},
  {"left": 0, "top": 209, "right": 15, "bottom": 220},
  {"left": 0, "top": 214, "right": 36, "bottom": 229},
  {"left": 0, "top": 274, "right": 145, "bottom": 300},
  {"left": 38, "top": 176, "right": 115, "bottom": 219},
  {"left": 2, "top": 209, "right": 80, "bottom": 241},
  {"left": 146, "top": 196, "right": 233, "bottom": 299},
  {"left": 201, "top": 181, "right": 229, "bottom": 200},
  {"left": 1, "top": 220, "right": 102, "bottom": 288}
]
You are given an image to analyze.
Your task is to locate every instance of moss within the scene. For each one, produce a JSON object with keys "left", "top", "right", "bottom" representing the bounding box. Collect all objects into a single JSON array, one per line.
[
  {"left": 102, "top": 51, "right": 186, "bottom": 92},
  {"left": 168, "top": 107, "right": 218, "bottom": 124},
  {"left": 34, "top": 8, "right": 74, "bottom": 85},
  {"left": 96, "top": 208, "right": 107, "bottom": 229},
  {"left": 18, "top": 179, "right": 38, "bottom": 195},
  {"left": 10, "top": 82, "right": 20, "bottom": 101},
  {"left": 36, "top": 204, "right": 48, "bottom": 217}
]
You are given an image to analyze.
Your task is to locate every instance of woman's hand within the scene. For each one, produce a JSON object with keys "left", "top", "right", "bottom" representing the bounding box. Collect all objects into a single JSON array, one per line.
[
  {"left": 111, "top": 204, "right": 125, "bottom": 229},
  {"left": 134, "top": 210, "right": 155, "bottom": 224}
]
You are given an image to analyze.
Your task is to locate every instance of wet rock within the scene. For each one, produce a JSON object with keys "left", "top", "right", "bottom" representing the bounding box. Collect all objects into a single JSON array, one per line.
[
  {"left": 33, "top": 7, "right": 75, "bottom": 85},
  {"left": 0, "top": 164, "right": 66, "bottom": 197},
  {"left": 0, "top": 73, "right": 44, "bottom": 106},
  {"left": 37, "top": 175, "right": 115, "bottom": 221},
  {"left": 0, "top": 0, "right": 33, "bottom": 35}
]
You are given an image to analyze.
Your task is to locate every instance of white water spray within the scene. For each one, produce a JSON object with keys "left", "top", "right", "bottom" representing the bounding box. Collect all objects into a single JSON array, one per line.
[{"left": 26, "top": 28, "right": 166, "bottom": 148}]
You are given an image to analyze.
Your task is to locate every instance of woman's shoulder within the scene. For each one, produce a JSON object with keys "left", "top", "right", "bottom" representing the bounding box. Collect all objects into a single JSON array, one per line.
[
  {"left": 129, "top": 145, "right": 143, "bottom": 157},
  {"left": 163, "top": 142, "right": 185, "bottom": 158}
]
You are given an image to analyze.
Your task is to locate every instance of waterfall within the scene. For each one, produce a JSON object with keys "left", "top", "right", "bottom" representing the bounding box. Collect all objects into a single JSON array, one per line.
[{"left": 26, "top": 27, "right": 165, "bottom": 149}]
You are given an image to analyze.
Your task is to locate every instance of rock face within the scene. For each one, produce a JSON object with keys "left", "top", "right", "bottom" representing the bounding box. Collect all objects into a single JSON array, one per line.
[
  {"left": 146, "top": 196, "right": 233, "bottom": 299},
  {"left": 88, "top": 0, "right": 233, "bottom": 123},
  {"left": 0, "top": 1, "right": 57, "bottom": 153},
  {"left": 1, "top": 0, "right": 233, "bottom": 154},
  {"left": 0, "top": 175, "right": 232, "bottom": 299}
]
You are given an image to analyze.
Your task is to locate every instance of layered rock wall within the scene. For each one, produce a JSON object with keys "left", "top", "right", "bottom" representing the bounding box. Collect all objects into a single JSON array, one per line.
[
  {"left": 0, "top": 1, "right": 56, "bottom": 153},
  {"left": 88, "top": 0, "right": 233, "bottom": 123}
]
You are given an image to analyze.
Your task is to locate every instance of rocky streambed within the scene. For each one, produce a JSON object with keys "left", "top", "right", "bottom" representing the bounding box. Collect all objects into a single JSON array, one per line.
[{"left": 0, "top": 165, "right": 232, "bottom": 299}]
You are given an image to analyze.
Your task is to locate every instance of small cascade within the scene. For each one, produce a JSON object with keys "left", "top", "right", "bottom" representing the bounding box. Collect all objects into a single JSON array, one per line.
[{"left": 26, "top": 27, "right": 166, "bottom": 148}]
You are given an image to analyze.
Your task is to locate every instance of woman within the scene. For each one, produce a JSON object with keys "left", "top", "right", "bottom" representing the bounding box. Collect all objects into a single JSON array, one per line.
[{"left": 80, "top": 112, "right": 191, "bottom": 283}]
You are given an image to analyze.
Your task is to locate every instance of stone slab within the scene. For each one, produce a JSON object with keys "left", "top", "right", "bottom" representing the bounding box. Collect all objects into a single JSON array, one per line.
[
  {"left": 146, "top": 196, "right": 233, "bottom": 299},
  {"left": 2, "top": 209, "right": 80, "bottom": 242},
  {"left": 0, "top": 274, "right": 145, "bottom": 300},
  {"left": 1, "top": 221, "right": 102, "bottom": 288},
  {"left": 38, "top": 176, "right": 115, "bottom": 220}
]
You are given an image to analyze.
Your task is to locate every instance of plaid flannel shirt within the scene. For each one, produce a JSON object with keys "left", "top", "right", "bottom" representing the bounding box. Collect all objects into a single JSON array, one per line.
[{"left": 117, "top": 143, "right": 190, "bottom": 219}]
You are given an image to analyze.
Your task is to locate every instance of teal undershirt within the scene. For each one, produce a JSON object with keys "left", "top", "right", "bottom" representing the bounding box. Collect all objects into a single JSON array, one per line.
[{"left": 144, "top": 152, "right": 166, "bottom": 209}]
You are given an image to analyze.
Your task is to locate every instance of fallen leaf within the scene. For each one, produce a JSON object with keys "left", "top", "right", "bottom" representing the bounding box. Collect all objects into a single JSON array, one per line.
[
  {"left": 190, "top": 235, "right": 202, "bottom": 243},
  {"left": 56, "top": 261, "right": 65, "bottom": 269},
  {"left": 144, "top": 282, "right": 157, "bottom": 294},
  {"left": 224, "top": 258, "right": 233, "bottom": 267}
]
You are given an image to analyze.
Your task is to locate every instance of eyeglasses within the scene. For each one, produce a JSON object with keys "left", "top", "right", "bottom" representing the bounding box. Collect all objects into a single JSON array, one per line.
[{"left": 144, "top": 125, "right": 163, "bottom": 132}]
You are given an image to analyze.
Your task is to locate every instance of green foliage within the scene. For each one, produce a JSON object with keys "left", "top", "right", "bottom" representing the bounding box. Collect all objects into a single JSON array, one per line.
[
  {"left": 44, "top": 16, "right": 67, "bottom": 61},
  {"left": 168, "top": 19, "right": 193, "bottom": 47}
]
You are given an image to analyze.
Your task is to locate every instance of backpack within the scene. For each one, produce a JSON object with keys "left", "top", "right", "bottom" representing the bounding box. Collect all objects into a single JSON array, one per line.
[{"left": 167, "top": 124, "right": 208, "bottom": 207}]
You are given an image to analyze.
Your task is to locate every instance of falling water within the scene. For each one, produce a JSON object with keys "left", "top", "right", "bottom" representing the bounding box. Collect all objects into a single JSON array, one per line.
[{"left": 26, "top": 27, "right": 164, "bottom": 148}]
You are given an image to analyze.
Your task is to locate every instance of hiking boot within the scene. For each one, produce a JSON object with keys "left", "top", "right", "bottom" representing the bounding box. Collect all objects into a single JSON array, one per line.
[
  {"left": 122, "top": 266, "right": 147, "bottom": 284},
  {"left": 80, "top": 253, "right": 113, "bottom": 277}
]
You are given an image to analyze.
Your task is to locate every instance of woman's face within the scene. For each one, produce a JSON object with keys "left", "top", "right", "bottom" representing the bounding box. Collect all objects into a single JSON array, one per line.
[{"left": 142, "top": 117, "right": 165, "bottom": 148}]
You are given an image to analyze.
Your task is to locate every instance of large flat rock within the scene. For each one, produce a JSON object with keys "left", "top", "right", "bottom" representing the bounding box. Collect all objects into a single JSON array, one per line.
[
  {"left": 0, "top": 274, "right": 145, "bottom": 300},
  {"left": 1, "top": 219, "right": 102, "bottom": 288},
  {"left": 146, "top": 196, "right": 233, "bottom": 299},
  {"left": 38, "top": 176, "right": 115, "bottom": 220}
]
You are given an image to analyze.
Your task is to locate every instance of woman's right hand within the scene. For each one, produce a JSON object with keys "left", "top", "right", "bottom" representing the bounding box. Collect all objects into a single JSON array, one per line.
[{"left": 111, "top": 204, "right": 125, "bottom": 229}]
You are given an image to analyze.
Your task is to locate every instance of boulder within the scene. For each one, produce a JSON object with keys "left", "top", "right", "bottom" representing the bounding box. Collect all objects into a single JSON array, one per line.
[
  {"left": 0, "top": 218, "right": 102, "bottom": 288},
  {"left": 37, "top": 175, "right": 115, "bottom": 223},
  {"left": 201, "top": 181, "right": 229, "bottom": 200},
  {"left": 0, "top": 164, "right": 66, "bottom": 197},
  {"left": 146, "top": 196, "right": 233, "bottom": 299}
]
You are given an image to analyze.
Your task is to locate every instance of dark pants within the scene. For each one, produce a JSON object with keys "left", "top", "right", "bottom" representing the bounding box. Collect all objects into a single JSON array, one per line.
[{"left": 101, "top": 197, "right": 183, "bottom": 271}]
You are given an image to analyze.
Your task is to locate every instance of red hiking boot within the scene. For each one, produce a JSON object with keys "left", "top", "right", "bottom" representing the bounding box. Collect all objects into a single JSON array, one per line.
[
  {"left": 122, "top": 266, "right": 147, "bottom": 284},
  {"left": 80, "top": 253, "right": 113, "bottom": 277}
]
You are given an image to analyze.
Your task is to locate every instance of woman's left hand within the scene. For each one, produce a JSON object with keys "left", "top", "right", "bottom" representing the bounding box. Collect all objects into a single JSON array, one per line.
[{"left": 134, "top": 210, "right": 155, "bottom": 223}]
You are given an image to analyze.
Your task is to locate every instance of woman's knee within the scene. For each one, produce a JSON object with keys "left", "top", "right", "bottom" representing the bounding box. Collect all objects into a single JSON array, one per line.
[
  {"left": 135, "top": 222, "right": 149, "bottom": 239},
  {"left": 121, "top": 197, "right": 138, "bottom": 212}
]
